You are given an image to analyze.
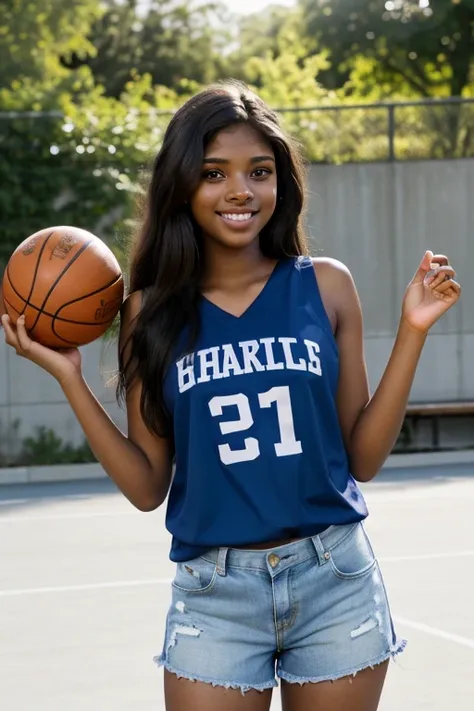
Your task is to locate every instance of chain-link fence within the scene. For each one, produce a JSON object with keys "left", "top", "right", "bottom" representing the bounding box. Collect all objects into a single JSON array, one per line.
[
  {"left": 274, "top": 97, "right": 474, "bottom": 163},
  {"left": 1, "top": 97, "right": 473, "bottom": 267},
  {"left": 102, "top": 96, "right": 474, "bottom": 162},
  {"left": 1, "top": 97, "right": 473, "bottom": 165}
]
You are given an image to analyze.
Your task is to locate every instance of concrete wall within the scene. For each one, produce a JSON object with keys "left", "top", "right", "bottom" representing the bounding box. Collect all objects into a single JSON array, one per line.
[
  {"left": 306, "top": 159, "right": 474, "bottom": 399},
  {"left": 1, "top": 158, "right": 473, "bottom": 451},
  {"left": 0, "top": 337, "right": 126, "bottom": 458}
]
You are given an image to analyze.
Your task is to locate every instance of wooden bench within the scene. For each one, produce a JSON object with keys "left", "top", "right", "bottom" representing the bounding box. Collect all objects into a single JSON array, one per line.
[{"left": 405, "top": 401, "right": 474, "bottom": 449}]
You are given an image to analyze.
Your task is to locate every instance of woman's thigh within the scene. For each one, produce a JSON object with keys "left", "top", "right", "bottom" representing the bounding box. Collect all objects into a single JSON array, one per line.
[
  {"left": 281, "top": 661, "right": 389, "bottom": 711},
  {"left": 165, "top": 672, "right": 273, "bottom": 711}
]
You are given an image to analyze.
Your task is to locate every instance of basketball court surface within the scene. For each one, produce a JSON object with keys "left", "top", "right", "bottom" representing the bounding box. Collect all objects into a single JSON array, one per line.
[{"left": 1, "top": 462, "right": 473, "bottom": 710}]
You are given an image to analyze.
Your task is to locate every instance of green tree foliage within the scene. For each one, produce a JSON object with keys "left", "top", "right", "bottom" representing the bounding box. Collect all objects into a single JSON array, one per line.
[
  {"left": 0, "top": 70, "right": 193, "bottom": 268},
  {"left": 1, "top": 0, "right": 472, "bottom": 271},
  {"left": 0, "top": 0, "right": 102, "bottom": 86},
  {"left": 300, "top": 0, "right": 474, "bottom": 98},
  {"left": 61, "top": 0, "right": 231, "bottom": 98},
  {"left": 225, "top": 5, "right": 304, "bottom": 79}
]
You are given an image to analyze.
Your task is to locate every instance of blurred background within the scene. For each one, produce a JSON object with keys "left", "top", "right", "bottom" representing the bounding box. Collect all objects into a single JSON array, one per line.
[
  {"left": 0, "top": 0, "right": 473, "bottom": 465},
  {"left": 1, "top": 5, "right": 474, "bottom": 711}
]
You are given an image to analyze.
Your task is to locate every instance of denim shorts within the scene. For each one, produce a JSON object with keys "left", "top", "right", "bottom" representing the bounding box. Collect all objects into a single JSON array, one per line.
[{"left": 155, "top": 522, "right": 406, "bottom": 692}]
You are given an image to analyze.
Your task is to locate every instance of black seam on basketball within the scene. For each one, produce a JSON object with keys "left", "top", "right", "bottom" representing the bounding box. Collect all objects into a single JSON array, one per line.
[
  {"left": 17, "top": 231, "right": 55, "bottom": 316},
  {"left": 5, "top": 268, "right": 24, "bottom": 315},
  {"left": 2, "top": 294, "right": 21, "bottom": 315},
  {"left": 51, "top": 274, "right": 122, "bottom": 317},
  {"left": 49, "top": 323, "right": 89, "bottom": 346},
  {"left": 28, "top": 240, "right": 93, "bottom": 331},
  {"left": 5, "top": 231, "right": 55, "bottom": 316},
  {"left": 2, "top": 292, "right": 118, "bottom": 326},
  {"left": 30, "top": 323, "right": 79, "bottom": 347},
  {"left": 3, "top": 293, "right": 108, "bottom": 347},
  {"left": 50, "top": 277, "right": 122, "bottom": 340},
  {"left": 6, "top": 264, "right": 28, "bottom": 317}
]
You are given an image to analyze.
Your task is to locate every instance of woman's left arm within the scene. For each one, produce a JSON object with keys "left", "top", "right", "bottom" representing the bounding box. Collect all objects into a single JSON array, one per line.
[{"left": 330, "top": 250, "right": 461, "bottom": 483}]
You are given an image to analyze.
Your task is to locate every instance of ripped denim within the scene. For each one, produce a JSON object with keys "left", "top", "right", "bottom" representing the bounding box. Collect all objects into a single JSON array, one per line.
[{"left": 155, "top": 522, "right": 406, "bottom": 693}]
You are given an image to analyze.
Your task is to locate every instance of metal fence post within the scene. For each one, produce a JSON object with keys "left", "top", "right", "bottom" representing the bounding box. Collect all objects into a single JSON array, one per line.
[{"left": 388, "top": 104, "right": 395, "bottom": 162}]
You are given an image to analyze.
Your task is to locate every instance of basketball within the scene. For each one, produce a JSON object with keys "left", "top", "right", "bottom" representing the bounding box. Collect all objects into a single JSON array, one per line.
[{"left": 1, "top": 226, "right": 124, "bottom": 349}]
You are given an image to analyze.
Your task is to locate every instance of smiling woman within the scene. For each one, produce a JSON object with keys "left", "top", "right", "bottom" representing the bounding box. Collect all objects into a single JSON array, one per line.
[
  {"left": 1, "top": 78, "right": 460, "bottom": 711},
  {"left": 190, "top": 125, "right": 277, "bottom": 248}
]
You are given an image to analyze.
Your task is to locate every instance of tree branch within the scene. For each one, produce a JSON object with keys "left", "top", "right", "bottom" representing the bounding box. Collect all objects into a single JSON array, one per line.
[{"left": 380, "top": 56, "right": 429, "bottom": 96}]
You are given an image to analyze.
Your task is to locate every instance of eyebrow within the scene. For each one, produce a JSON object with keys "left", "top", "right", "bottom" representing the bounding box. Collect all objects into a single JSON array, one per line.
[{"left": 202, "top": 155, "right": 275, "bottom": 164}]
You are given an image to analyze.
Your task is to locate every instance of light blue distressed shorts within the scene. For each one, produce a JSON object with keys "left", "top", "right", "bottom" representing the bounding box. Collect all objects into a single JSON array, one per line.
[{"left": 155, "top": 522, "right": 406, "bottom": 692}]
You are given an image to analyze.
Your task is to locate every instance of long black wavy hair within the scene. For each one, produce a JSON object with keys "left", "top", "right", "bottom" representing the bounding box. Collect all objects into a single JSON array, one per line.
[{"left": 118, "top": 80, "right": 308, "bottom": 438}]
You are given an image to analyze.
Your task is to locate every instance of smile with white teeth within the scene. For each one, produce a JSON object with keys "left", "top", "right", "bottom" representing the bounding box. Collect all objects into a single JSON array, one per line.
[{"left": 220, "top": 213, "right": 254, "bottom": 222}]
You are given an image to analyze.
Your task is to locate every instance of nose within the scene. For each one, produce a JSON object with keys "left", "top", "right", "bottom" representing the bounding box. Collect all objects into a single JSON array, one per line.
[{"left": 225, "top": 177, "right": 253, "bottom": 204}]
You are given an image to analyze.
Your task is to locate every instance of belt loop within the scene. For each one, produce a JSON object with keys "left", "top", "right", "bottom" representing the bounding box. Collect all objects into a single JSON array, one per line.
[
  {"left": 311, "top": 534, "right": 331, "bottom": 566},
  {"left": 216, "top": 547, "right": 228, "bottom": 577}
]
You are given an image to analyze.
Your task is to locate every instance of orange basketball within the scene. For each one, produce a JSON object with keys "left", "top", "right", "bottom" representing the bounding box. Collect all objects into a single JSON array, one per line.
[{"left": 2, "top": 226, "right": 124, "bottom": 349}]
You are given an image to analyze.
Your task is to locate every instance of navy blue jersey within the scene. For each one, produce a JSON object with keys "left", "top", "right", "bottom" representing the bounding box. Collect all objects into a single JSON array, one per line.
[{"left": 163, "top": 256, "right": 368, "bottom": 562}]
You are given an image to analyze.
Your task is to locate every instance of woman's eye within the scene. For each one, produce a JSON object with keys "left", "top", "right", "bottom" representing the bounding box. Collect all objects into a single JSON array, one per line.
[
  {"left": 202, "top": 167, "right": 272, "bottom": 180},
  {"left": 203, "top": 170, "right": 223, "bottom": 180},
  {"left": 252, "top": 168, "right": 271, "bottom": 178}
]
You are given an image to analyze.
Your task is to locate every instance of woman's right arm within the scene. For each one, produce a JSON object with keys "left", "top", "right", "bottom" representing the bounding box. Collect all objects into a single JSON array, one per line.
[{"left": 2, "top": 292, "right": 173, "bottom": 512}]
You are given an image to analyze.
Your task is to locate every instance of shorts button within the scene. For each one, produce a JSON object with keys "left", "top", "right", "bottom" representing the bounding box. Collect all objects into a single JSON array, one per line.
[
  {"left": 268, "top": 553, "right": 280, "bottom": 568},
  {"left": 324, "top": 551, "right": 330, "bottom": 560}
]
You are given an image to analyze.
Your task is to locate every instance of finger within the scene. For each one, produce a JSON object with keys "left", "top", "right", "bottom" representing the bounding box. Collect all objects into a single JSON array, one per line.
[
  {"left": 434, "top": 281, "right": 461, "bottom": 301},
  {"left": 15, "top": 315, "right": 32, "bottom": 353},
  {"left": 425, "top": 265, "right": 456, "bottom": 286},
  {"left": 1, "top": 315, "right": 20, "bottom": 350},
  {"left": 445, "top": 280, "right": 461, "bottom": 296},
  {"left": 413, "top": 250, "right": 434, "bottom": 280},
  {"left": 431, "top": 254, "right": 449, "bottom": 267},
  {"left": 431, "top": 278, "right": 459, "bottom": 295}
]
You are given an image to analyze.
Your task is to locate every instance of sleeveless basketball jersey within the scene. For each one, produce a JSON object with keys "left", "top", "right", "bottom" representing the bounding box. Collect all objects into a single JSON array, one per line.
[{"left": 163, "top": 256, "right": 368, "bottom": 562}]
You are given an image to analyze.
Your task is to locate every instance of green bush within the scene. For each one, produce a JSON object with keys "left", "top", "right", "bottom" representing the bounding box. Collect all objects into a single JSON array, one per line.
[
  {"left": 0, "top": 421, "right": 96, "bottom": 467},
  {"left": 17, "top": 426, "right": 96, "bottom": 466}
]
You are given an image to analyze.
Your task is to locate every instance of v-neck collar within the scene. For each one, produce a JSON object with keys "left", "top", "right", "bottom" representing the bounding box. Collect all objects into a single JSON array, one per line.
[{"left": 201, "top": 258, "right": 288, "bottom": 320}]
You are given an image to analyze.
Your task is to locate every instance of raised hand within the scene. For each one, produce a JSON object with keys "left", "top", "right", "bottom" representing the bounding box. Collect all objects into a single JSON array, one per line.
[{"left": 402, "top": 250, "right": 461, "bottom": 334}]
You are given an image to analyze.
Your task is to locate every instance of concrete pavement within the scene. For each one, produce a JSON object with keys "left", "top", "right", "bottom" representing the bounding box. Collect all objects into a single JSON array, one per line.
[{"left": 1, "top": 465, "right": 474, "bottom": 709}]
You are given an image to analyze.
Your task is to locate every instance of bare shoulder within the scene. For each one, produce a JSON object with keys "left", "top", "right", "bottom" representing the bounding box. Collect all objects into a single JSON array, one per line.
[
  {"left": 310, "top": 257, "right": 359, "bottom": 325},
  {"left": 311, "top": 256, "right": 353, "bottom": 284}
]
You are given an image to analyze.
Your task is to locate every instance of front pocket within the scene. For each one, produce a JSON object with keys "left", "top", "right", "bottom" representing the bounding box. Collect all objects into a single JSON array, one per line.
[
  {"left": 172, "top": 556, "right": 218, "bottom": 593},
  {"left": 328, "top": 523, "right": 377, "bottom": 580}
]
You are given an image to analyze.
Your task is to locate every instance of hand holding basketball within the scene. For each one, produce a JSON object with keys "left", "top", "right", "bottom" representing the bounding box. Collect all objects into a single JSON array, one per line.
[
  {"left": 2, "top": 226, "right": 124, "bottom": 349},
  {"left": 2, "top": 313, "right": 82, "bottom": 385},
  {"left": 2, "top": 225, "right": 124, "bottom": 382}
]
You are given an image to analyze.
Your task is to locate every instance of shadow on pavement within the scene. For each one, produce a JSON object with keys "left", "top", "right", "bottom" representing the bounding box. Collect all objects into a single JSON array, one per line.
[
  {"left": 0, "top": 478, "right": 121, "bottom": 517},
  {"left": 373, "top": 461, "right": 474, "bottom": 486}
]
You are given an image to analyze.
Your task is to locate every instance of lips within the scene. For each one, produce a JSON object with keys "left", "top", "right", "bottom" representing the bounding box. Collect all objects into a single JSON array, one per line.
[{"left": 216, "top": 210, "right": 259, "bottom": 228}]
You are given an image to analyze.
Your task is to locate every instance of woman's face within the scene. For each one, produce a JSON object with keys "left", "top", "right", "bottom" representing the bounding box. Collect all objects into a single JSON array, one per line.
[{"left": 190, "top": 123, "right": 278, "bottom": 252}]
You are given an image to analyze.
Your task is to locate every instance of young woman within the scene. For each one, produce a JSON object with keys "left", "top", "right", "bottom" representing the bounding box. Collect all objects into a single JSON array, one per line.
[{"left": 2, "top": 81, "right": 461, "bottom": 711}]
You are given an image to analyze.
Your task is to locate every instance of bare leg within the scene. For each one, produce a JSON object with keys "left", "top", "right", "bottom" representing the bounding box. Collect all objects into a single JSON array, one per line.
[
  {"left": 281, "top": 660, "right": 389, "bottom": 711},
  {"left": 164, "top": 670, "right": 274, "bottom": 711}
]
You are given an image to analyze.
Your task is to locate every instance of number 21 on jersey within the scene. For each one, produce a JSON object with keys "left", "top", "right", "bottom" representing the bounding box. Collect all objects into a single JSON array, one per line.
[{"left": 208, "top": 385, "right": 302, "bottom": 465}]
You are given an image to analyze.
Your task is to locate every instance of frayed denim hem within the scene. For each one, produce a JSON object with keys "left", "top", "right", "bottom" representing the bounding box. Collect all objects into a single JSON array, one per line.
[
  {"left": 153, "top": 654, "right": 278, "bottom": 696},
  {"left": 278, "top": 638, "right": 407, "bottom": 686}
]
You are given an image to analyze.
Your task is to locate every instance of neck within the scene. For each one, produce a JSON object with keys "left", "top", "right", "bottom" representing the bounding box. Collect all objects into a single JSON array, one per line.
[{"left": 201, "top": 241, "right": 275, "bottom": 290}]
